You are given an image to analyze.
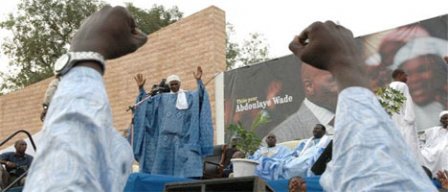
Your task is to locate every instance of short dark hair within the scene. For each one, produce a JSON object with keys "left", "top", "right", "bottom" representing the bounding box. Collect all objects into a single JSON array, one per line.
[
  {"left": 14, "top": 140, "right": 26, "bottom": 148},
  {"left": 288, "top": 176, "right": 305, "bottom": 186},
  {"left": 316, "top": 124, "right": 326, "bottom": 131},
  {"left": 391, "top": 69, "right": 405, "bottom": 79}
]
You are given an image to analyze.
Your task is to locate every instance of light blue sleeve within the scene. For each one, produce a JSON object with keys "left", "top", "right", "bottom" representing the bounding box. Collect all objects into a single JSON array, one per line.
[
  {"left": 275, "top": 145, "right": 292, "bottom": 159},
  {"left": 292, "top": 141, "right": 306, "bottom": 157},
  {"left": 196, "top": 80, "right": 214, "bottom": 156},
  {"left": 320, "top": 87, "right": 437, "bottom": 191},
  {"left": 23, "top": 67, "right": 133, "bottom": 192},
  {"left": 250, "top": 148, "right": 263, "bottom": 161}
]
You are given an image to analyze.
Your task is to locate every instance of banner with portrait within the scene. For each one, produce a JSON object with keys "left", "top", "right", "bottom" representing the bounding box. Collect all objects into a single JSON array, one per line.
[
  {"left": 359, "top": 14, "right": 447, "bottom": 131},
  {"left": 224, "top": 14, "right": 448, "bottom": 142},
  {"left": 224, "top": 55, "right": 304, "bottom": 142}
]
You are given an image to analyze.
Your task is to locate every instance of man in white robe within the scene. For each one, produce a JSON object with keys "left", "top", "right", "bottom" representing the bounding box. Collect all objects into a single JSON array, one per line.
[
  {"left": 389, "top": 69, "right": 422, "bottom": 162},
  {"left": 256, "top": 124, "right": 331, "bottom": 180},
  {"left": 251, "top": 133, "right": 291, "bottom": 161},
  {"left": 421, "top": 111, "right": 448, "bottom": 175}
]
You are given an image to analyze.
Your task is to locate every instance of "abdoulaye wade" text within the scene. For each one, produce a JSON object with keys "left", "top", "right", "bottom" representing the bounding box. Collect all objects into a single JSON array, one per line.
[{"left": 235, "top": 95, "right": 293, "bottom": 112}]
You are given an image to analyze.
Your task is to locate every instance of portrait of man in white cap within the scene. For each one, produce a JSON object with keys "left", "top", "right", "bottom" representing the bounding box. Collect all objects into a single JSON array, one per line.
[{"left": 392, "top": 36, "right": 448, "bottom": 131}]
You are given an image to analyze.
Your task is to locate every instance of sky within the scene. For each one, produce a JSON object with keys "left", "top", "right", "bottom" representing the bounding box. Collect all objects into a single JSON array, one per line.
[{"left": 0, "top": 0, "right": 447, "bottom": 72}]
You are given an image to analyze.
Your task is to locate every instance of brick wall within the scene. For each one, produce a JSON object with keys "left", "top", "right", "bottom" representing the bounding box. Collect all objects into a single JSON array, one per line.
[{"left": 0, "top": 6, "right": 226, "bottom": 149}]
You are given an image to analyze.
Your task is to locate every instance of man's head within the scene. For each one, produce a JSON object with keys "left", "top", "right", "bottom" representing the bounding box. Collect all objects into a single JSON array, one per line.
[
  {"left": 14, "top": 140, "right": 27, "bottom": 155},
  {"left": 378, "top": 25, "right": 429, "bottom": 67},
  {"left": 393, "top": 37, "right": 448, "bottom": 106},
  {"left": 391, "top": 69, "right": 407, "bottom": 83},
  {"left": 312, "top": 124, "right": 326, "bottom": 139},
  {"left": 230, "top": 135, "right": 240, "bottom": 147},
  {"left": 399, "top": 55, "right": 446, "bottom": 105},
  {"left": 232, "top": 151, "right": 245, "bottom": 159},
  {"left": 301, "top": 63, "right": 338, "bottom": 112},
  {"left": 166, "top": 75, "right": 181, "bottom": 93},
  {"left": 288, "top": 176, "right": 306, "bottom": 192},
  {"left": 265, "top": 133, "right": 277, "bottom": 148},
  {"left": 440, "top": 111, "right": 448, "bottom": 128}
]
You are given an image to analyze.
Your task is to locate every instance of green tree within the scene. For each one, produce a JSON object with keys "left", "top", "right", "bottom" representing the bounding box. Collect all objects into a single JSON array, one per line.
[
  {"left": 0, "top": 0, "right": 183, "bottom": 93},
  {"left": 226, "top": 23, "right": 270, "bottom": 69},
  {"left": 225, "top": 23, "right": 240, "bottom": 69},
  {"left": 0, "top": 0, "right": 103, "bottom": 93},
  {"left": 125, "top": 3, "right": 182, "bottom": 35},
  {"left": 239, "top": 33, "right": 270, "bottom": 66}
]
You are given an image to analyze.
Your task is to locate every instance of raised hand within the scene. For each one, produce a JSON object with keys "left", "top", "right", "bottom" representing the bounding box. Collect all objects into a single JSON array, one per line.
[
  {"left": 437, "top": 170, "right": 448, "bottom": 189},
  {"left": 134, "top": 73, "right": 146, "bottom": 89},
  {"left": 193, "top": 66, "right": 203, "bottom": 80},
  {"left": 70, "top": 5, "right": 147, "bottom": 60},
  {"left": 289, "top": 21, "right": 368, "bottom": 90}
]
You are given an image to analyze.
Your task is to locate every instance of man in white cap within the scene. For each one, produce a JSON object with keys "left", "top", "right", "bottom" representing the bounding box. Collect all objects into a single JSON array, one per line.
[
  {"left": 166, "top": 74, "right": 181, "bottom": 92},
  {"left": 132, "top": 66, "right": 214, "bottom": 178},
  {"left": 421, "top": 111, "right": 448, "bottom": 175},
  {"left": 166, "top": 74, "right": 188, "bottom": 110}
]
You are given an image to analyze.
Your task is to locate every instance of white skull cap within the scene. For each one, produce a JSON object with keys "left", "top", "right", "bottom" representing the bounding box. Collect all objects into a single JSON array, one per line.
[{"left": 166, "top": 75, "right": 181, "bottom": 84}]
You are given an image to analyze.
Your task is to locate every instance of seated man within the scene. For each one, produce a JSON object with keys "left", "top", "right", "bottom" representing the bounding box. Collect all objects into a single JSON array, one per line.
[
  {"left": 218, "top": 136, "right": 239, "bottom": 173},
  {"left": 421, "top": 111, "right": 448, "bottom": 175},
  {"left": 0, "top": 140, "right": 33, "bottom": 188},
  {"left": 222, "top": 151, "right": 245, "bottom": 178},
  {"left": 256, "top": 124, "right": 331, "bottom": 180},
  {"left": 250, "top": 133, "right": 291, "bottom": 161}
]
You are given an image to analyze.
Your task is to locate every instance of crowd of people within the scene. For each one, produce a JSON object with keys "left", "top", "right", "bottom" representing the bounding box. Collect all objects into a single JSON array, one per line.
[{"left": 0, "top": 4, "right": 446, "bottom": 192}]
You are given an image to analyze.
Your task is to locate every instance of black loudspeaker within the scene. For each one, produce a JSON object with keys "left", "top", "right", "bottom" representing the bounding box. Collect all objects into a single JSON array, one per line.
[
  {"left": 311, "top": 140, "right": 333, "bottom": 175},
  {"left": 165, "top": 176, "right": 274, "bottom": 192}
]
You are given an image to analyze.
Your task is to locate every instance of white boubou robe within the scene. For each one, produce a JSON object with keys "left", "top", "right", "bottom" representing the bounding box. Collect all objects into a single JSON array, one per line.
[
  {"left": 421, "top": 126, "right": 448, "bottom": 174},
  {"left": 389, "top": 81, "right": 422, "bottom": 163}
]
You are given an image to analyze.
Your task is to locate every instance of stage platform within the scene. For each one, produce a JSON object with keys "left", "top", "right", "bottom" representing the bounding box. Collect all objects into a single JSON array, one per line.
[{"left": 124, "top": 173, "right": 324, "bottom": 192}]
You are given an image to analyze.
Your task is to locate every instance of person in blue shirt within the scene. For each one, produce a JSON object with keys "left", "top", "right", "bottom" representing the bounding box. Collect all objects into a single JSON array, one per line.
[
  {"left": 0, "top": 140, "right": 33, "bottom": 188},
  {"left": 251, "top": 133, "right": 291, "bottom": 161}
]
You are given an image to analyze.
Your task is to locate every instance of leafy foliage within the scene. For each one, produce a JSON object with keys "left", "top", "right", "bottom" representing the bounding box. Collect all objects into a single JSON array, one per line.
[
  {"left": 225, "top": 23, "right": 270, "bottom": 69},
  {"left": 227, "top": 112, "right": 270, "bottom": 157},
  {"left": 375, "top": 87, "right": 406, "bottom": 116},
  {"left": 238, "top": 33, "right": 270, "bottom": 66},
  {"left": 125, "top": 3, "right": 182, "bottom": 35},
  {"left": 1, "top": 0, "right": 266, "bottom": 92},
  {"left": 225, "top": 23, "right": 240, "bottom": 69},
  {"left": 0, "top": 1, "right": 182, "bottom": 94},
  {"left": 0, "top": 0, "right": 103, "bottom": 93}
]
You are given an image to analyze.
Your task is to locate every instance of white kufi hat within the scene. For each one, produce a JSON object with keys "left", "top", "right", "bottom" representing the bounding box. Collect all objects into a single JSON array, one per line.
[{"left": 166, "top": 75, "right": 181, "bottom": 84}]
